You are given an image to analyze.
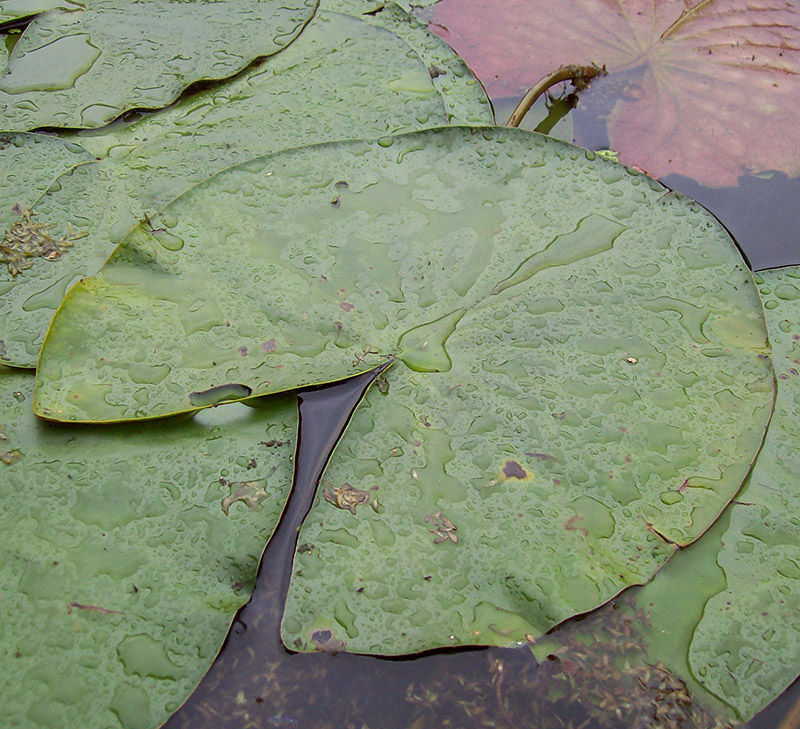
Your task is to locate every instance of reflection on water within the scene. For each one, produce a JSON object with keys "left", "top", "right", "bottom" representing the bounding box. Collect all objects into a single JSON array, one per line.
[{"left": 569, "top": 73, "right": 800, "bottom": 272}]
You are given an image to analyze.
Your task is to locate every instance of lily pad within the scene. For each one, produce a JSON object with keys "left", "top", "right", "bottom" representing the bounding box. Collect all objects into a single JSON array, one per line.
[
  {"left": 0, "top": 366, "right": 296, "bottom": 729},
  {"left": 687, "top": 267, "right": 800, "bottom": 718},
  {"left": 0, "top": 0, "right": 317, "bottom": 131},
  {"left": 0, "top": 0, "right": 79, "bottom": 23},
  {"left": 35, "top": 127, "right": 772, "bottom": 425},
  {"left": 280, "top": 254, "right": 771, "bottom": 656},
  {"left": 432, "top": 0, "right": 800, "bottom": 188},
  {"left": 350, "top": 2, "right": 493, "bottom": 125},
  {"left": 0, "top": 131, "right": 92, "bottom": 364},
  {"left": 31, "top": 125, "right": 772, "bottom": 654},
  {"left": 532, "top": 267, "right": 800, "bottom": 722},
  {"left": 0, "top": 8, "right": 469, "bottom": 367}
]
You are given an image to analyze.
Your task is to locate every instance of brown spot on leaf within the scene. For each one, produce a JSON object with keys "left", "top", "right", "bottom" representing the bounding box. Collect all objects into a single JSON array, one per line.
[
  {"left": 525, "top": 452, "right": 557, "bottom": 462},
  {"left": 339, "top": 301, "right": 355, "bottom": 312},
  {"left": 503, "top": 460, "right": 528, "bottom": 479},
  {"left": 564, "top": 515, "right": 589, "bottom": 537},
  {"left": 0, "top": 449, "right": 22, "bottom": 465},
  {"left": 261, "top": 338, "right": 277, "bottom": 353}
]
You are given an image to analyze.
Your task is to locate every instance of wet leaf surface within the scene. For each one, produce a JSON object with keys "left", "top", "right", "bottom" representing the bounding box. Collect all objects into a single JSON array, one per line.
[
  {"left": 0, "top": 0, "right": 79, "bottom": 23},
  {"left": 0, "top": 0, "right": 317, "bottom": 131},
  {"left": 0, "top": 131, "right": 92, "bottom": 365},
  {"left": 30, "top": 125, "right": 774, "bottom": 654},
  {"left": 431, "top": 0, "right": 800, "bottom": 189},
  {"left": 533, "top": 266, "right": 800, "bottom": 723},
  {"left": 0, "top": 366, "right": 296, "bottom": 729},
  {"left": 340, "top": 1, "right": 494, "bottom": 125},
  {"left": 0, "top": 6, "right": 488, "bottom": 367},
  {"left": 688, "top": 267, "right": 800, "bottom": 718}
]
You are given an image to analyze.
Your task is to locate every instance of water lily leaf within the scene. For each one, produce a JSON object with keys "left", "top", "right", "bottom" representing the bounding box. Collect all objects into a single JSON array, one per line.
[
  {"left": 0, "top": 8, "right": 468, "bottom": 367},
  {"left": 34, "top": 127, "right": 772, "bottom": 426},
  {"left": 0, "top": 0, "right": 79, "bottom": 23},
  {"left": 431, "top": 0, "right": 800, "bottom": 188},
  {"left": 279, "top": 258, "right": 770, "bottom": 656},
  {"left": 532, "top": 267, "right": 800, "bottom": 722},
  {"left": 0, "top": 366, "right": 296, "bottom": 729},
  {"left": 0, "top": 131, "right": 93, "bottom": 364},
  {"left": 32, "top": 126, "right": 773, "bottom": 653},
  {"left": 0, "top": 0, "right": 317, "bottom": 131},
  {"left": 318, "top": 0, "right": 493, "bottom": 127},
  {"left": 349, "top": 2, "right": 493, "bottom": 125},
  {"left": 686, "top": 267, "right": 800, "bottom": 718}
]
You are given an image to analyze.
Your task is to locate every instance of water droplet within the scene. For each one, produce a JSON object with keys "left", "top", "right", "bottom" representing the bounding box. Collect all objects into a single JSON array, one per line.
[
  {"left": 398, "top": 309, "right": 464, "bottom": 372},
  {"left": 491, "top": 214, "right": 626, "bottom": 295}
]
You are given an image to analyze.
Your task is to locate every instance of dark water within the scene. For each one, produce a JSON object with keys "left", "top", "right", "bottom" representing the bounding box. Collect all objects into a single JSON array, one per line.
[
  {"left": 569, "top": 73, "right": 800, "bottom": 272},
  {"left": 163, "top": 366, "right": 800, "bottom": 729}
]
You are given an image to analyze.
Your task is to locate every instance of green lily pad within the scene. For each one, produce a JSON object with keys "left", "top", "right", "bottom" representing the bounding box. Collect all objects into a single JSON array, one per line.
[
  {"left": 0, "top": 0, "right": 317, "bottom": 131},
  {"left": 32, "top": 125, "right": 772, "bottom": 654},
  {"left": 0, "top": 9, "right": 468, "bottom": 367},
  {"left": 321, "top": 1, "right": 493, "bottom": 125},
  {"left": 360, "top": 2, "right": 492, "bottom": 125},
  {"left": 35, "top": 127, "right": 772, "bottom": 426},
  {"left": 686, "top": 267, "right": 800, "bottom": 718},
  {"left": 0, "top": 366, "right": 296, "bottom": 729},
  {"left": 280, "top": 265, "right": 771, "bottom": 656},
  {"left": 0, "top": 0, "right": 79, "bottom": 24},
  {"left": 0, "top": 131, "right": 92, "bottom": 365},
  {"left": 531, "top": 267, "right": 800, "bottom": 723}
]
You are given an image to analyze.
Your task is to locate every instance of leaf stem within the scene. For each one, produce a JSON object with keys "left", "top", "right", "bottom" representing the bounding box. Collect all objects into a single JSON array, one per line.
[{"left": 506, "top": 64, "right": 605, "bottom": 128}]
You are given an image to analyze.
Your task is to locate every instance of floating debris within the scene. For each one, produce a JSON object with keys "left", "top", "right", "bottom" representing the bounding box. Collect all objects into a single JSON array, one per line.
[
  {"left": 323, "top": 482, "right": 377, "bottom": 515},
  {"left": 425, "top": 510, "right": 458, "bottom": 544},
  {"left": 221, "top": 479, "right": 269, "bottom": 515},
  {"left": 0, "top": 449, "right": 21, "bottom": 465},
  {"left": 1, "top": 204, "right": 86, "bottom": 276}
]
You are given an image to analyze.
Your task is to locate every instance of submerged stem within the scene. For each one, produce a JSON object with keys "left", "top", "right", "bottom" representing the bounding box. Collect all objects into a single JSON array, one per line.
[{"left": 506, "top": 64, "right": 605, "bottom": 128}]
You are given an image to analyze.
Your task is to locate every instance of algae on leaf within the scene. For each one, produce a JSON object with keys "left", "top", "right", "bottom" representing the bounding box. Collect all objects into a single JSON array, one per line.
[
  {"left": 0, "top": 367, "right": 296, "bottom": 729},
  {"left": 0, "top": 8, "right": 470, "bottom": 367},
  {"left": 0, "top": 0, "right": 317, "bottom": 131},
  {"left": 31, "top": 126, "right": 773, "bottom": 654}
]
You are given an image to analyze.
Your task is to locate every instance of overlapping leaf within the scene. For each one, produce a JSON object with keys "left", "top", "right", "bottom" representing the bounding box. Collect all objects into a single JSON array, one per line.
[
  {"left": 532, "top": 267, "right": 800, "bottom": 722},
  {"left": 0, "top": 366, "right": 296, "bottom": 729},
  {"left": 333, "top": 1, "right": 493, "bottom": 125},
  {"left": 0, "top": 0, "right": 80, "bottom": 23},
  {"left": 0, "top": 7, "right": 489, "bottom": 367},
  {"left": 431, "top": 0, "right": 800, "bottom": 188},
  {"left": 0, "top": 0, "right": 318, "bottom": 131},
  {"left": 687, "top": 267, "right": 800, "bottom": 718}
]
